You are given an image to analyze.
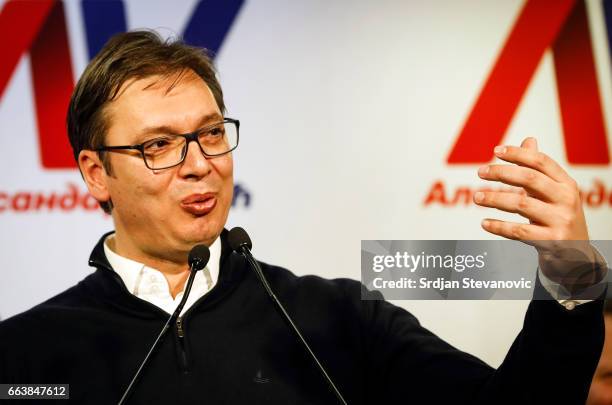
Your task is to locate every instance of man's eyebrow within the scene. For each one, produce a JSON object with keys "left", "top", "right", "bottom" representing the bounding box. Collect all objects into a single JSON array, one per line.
[
  {"left": 195, "top": 113, "right": 224, "bottom": 128},
  {"left": 136, "top": 113, "right": 224, "bottom": 141}
]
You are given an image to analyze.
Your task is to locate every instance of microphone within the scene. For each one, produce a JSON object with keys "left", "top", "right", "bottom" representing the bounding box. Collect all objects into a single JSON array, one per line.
[
  {"left": 188, "top": 244, "right": 210, "bottom": 271},
  {"left": 117, "top": 244, "right": 210, "bottom": 405},
  {"left": 228, "top": 227, "right": 348, "bottom": 405}
]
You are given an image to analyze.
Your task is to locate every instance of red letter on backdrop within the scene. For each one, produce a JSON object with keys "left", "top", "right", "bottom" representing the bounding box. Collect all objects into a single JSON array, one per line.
[
  {"left": 447, "top": 0, "right": 609, "bottom": 165},
  {"left": 0, "top": 0, "right": 76, "bottom": 169}
]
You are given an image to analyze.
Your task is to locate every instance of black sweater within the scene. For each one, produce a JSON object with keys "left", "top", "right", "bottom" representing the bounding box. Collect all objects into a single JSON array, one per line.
[{"left": 0, "top": 232, "right": 605, "bottom": 404}]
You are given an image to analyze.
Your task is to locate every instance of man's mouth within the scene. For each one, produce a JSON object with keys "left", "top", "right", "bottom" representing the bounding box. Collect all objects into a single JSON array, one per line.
[{"left": 180, "top": 193, "right": 217, "bottom": 216}]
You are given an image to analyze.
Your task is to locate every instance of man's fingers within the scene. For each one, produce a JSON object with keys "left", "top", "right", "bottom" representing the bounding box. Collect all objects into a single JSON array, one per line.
[
  {"left": 499, "top": 186, "right": 527, "bottom": 195},
  {"left": 478, "top": 164, "right": 559, "bottom": 202},
  {"left": 491, "top": 145, "right": 572, "bottom": 183},
  {"left": 520, "top": 137, "right": 538, "bottom": 152},
  {"left": 473, "top": 191, "right": 551, "bottom": 224},
  {"left": 480, "top": 219, "right": 548, "bottom": 242}
]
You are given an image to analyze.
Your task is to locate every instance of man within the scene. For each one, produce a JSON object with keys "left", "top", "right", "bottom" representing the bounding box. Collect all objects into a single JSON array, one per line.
[{"left": 0, "top": 30, "right": 607, "bottom": 404}]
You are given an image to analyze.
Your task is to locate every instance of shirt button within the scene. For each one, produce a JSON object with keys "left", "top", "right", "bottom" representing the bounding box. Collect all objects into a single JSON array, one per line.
[{"left": 563, "top": 300, "right": 577, "bottom": 311}]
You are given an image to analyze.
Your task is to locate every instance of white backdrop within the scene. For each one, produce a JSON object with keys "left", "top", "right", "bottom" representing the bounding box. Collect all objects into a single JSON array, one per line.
[{"left": 1, "top": 0, "right": 611, "bottom": 368}]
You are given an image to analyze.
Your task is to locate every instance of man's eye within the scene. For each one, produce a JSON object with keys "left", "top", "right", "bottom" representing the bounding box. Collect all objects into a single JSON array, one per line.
[
  {"left": 208, "top": 127, "right": 225, "bottom": 137},
  {"left": 145, "top": 138, "right": 171, "bottom": 149}
]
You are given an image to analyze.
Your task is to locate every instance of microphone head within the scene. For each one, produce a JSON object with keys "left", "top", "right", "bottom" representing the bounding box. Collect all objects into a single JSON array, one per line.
[
  {"left": 188, "top": 244, "right": 210, "bottom": 271},
  {"left": 228, "top": 227, "right": 252, "bottom": 252}
]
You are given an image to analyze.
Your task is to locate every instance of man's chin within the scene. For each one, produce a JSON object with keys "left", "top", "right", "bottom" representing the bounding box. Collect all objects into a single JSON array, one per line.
[
  {"left": 175, "top": 204, "right": 229, "bottom": 245},
  {"left": 179, "top": 224, "right": 222, "bottom": 247}
]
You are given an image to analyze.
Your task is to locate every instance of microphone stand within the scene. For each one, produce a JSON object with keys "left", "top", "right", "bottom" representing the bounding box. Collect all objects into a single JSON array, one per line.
[
  {"left": 117, "top": 263, "right": 199, "bottom": 405},
  {"left": 236, "top": 245, "right": 349, "bottom": 405}
]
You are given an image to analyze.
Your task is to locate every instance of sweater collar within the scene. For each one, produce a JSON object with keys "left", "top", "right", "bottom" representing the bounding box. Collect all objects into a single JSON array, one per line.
[
  {"left": 84, "top": 229, "right": 246, "bottom": 318},
  {"left": 88, "top": 229, "right": 233, "bottom": 273},
  {"left": 88, "top": 228, "right": 243, "bottom": 296}
]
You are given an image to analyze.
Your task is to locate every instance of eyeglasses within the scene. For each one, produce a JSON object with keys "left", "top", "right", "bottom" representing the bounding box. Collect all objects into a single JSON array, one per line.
[{"left": 94, "top": 118, "right": 240, "bottom": 170}]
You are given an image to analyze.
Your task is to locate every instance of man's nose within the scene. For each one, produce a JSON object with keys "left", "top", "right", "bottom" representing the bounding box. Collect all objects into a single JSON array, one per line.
[{"left": 178, "top": 139, "right": 212, "bottom": 178}]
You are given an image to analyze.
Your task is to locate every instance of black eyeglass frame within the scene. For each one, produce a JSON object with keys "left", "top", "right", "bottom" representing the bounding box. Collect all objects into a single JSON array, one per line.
[{"left": 93, "top": 118, "right": 240, "bottom": 170}]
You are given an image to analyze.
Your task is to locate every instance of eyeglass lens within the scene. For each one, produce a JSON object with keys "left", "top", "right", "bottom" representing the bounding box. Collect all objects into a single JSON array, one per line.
[{"left": 142, "top": 121, "right": 238, "bottom": 169}]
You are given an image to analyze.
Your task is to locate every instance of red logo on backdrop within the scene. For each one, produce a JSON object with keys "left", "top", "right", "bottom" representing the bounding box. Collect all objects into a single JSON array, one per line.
[
  {"left": 0, "top": 0, "right": 76, "bottom": 169},
  {"left": 447, "top": 0, "right": 610, "bottom": 165},
  {"left": 427, "top": 0, "right": 611, "bottom": 208}
]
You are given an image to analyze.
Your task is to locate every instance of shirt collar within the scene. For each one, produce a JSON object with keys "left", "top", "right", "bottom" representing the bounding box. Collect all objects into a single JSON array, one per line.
[{"left": 103, "top": 235, "right": 221, "bottom": 295}]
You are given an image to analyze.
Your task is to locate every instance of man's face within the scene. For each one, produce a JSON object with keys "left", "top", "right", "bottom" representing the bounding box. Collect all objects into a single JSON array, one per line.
[{"left": 100, "top": 70, "right": 233, "bottom": 262}]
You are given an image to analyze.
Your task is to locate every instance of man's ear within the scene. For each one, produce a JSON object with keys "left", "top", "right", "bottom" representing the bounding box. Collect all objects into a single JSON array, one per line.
[{"left": 78, "top": 150, "right": 111, "bottom": 204}]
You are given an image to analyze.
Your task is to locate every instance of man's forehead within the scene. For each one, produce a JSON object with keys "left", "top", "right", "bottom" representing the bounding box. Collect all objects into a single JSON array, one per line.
[
  {"left": 112, "top": 69, "right": 205, "bottom": 101},
  {"left": 104, "top": 70, "right": 221, "bottom": 140}
]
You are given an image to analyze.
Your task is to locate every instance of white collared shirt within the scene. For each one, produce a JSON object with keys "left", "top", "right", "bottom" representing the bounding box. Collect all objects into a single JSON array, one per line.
[{"left": 103, "top": 235, "right": 221, "bottom": 316}]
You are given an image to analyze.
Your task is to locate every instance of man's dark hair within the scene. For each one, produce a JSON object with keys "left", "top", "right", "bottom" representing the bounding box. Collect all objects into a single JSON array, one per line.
[{"left": 67, "top": 30, "right": 226, "bottom": 213}]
